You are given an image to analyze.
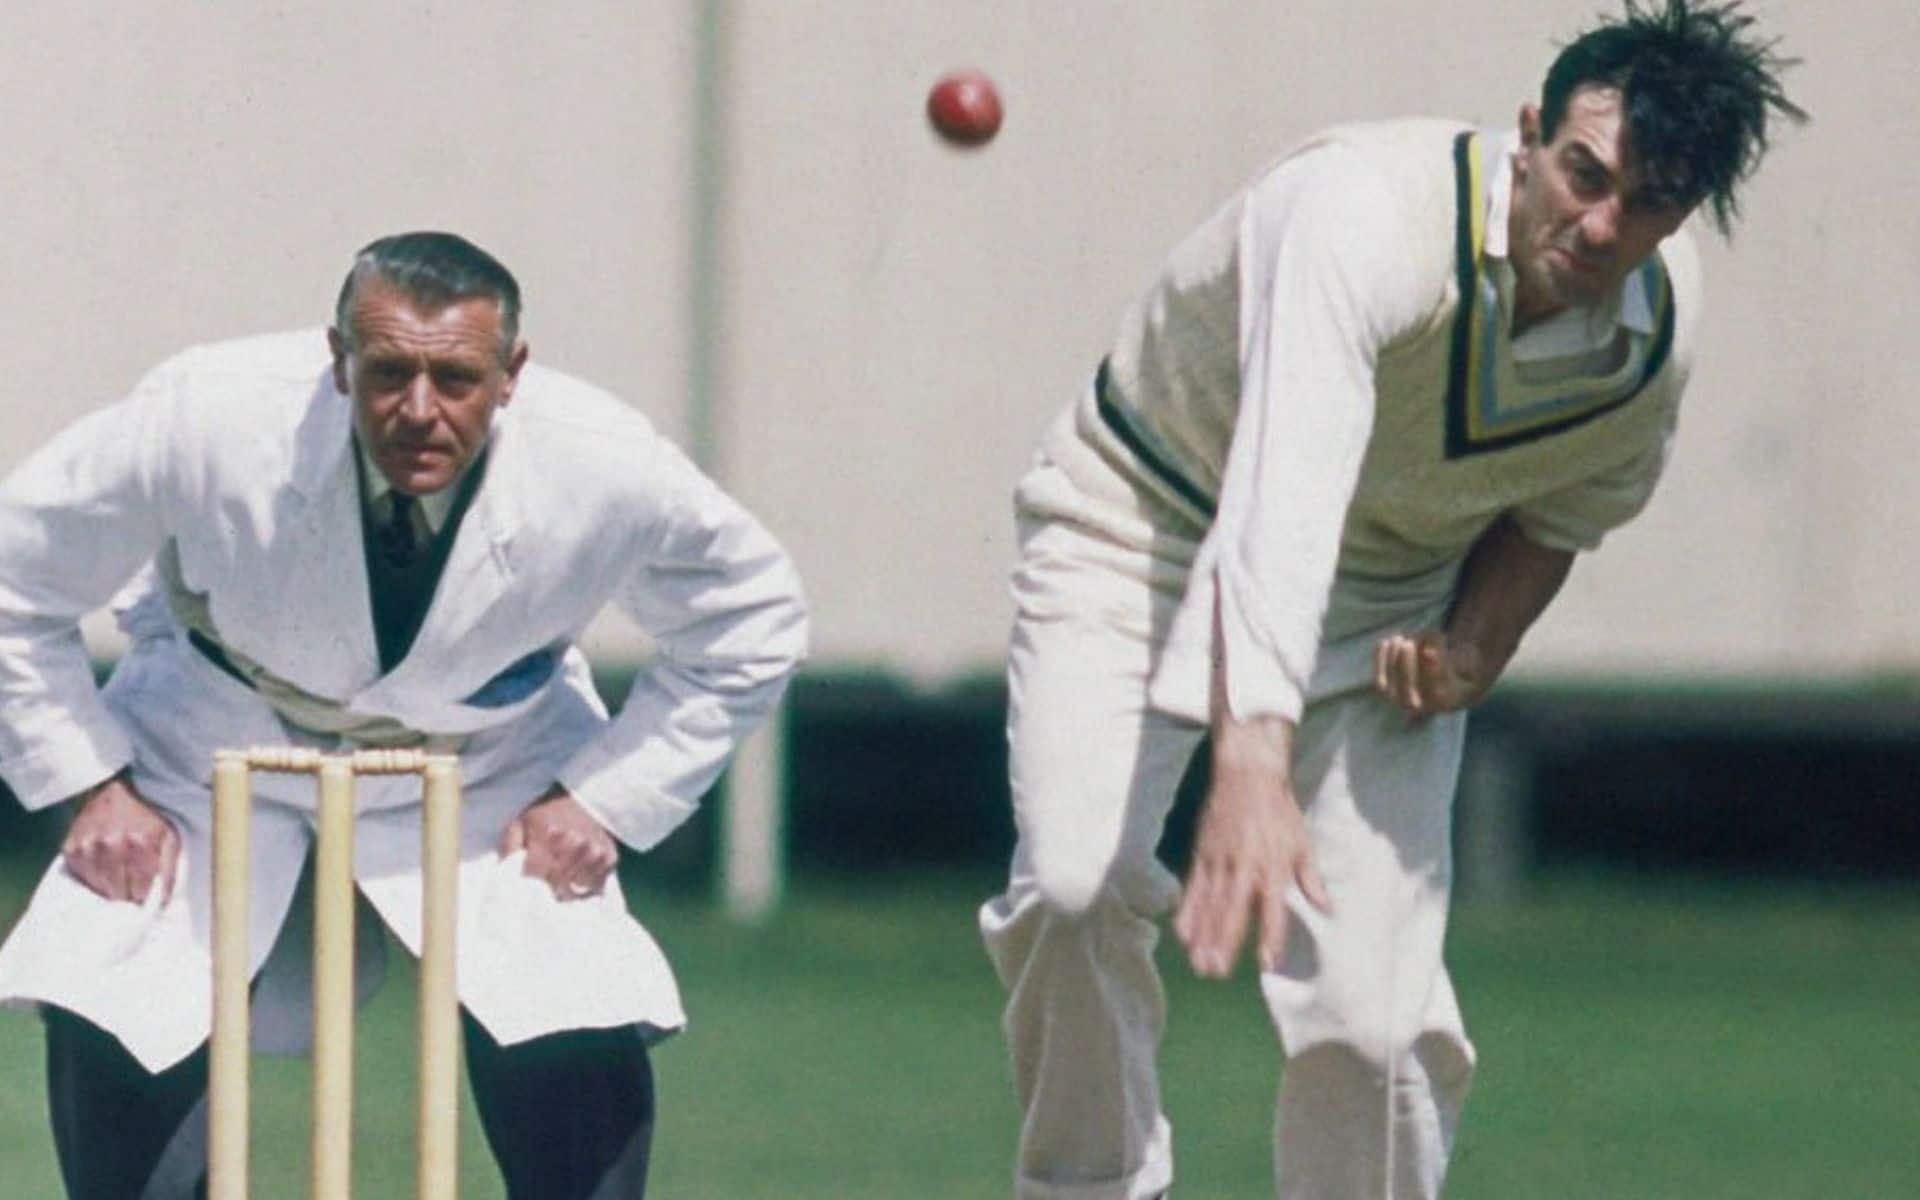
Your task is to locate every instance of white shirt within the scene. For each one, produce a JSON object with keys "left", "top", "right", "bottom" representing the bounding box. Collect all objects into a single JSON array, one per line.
[{"left": 356, "top": 438, "right": 464, "bottom": 536}]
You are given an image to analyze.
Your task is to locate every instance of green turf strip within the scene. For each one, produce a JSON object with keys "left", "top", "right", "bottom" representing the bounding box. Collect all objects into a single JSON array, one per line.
[{"left": 1, "top": 861, "right": 1916, "bottom": 1197}]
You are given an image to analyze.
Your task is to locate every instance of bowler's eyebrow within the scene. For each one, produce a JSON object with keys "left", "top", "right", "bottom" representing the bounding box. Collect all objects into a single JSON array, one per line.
[{"left": 1563, "top": 140, "right": 1615, "bottom": 179}]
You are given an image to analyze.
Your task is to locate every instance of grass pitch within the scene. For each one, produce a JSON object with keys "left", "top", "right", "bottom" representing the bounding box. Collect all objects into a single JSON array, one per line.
[{"left": 1, "top": 854, "right": 1917, "bottom": 1198}]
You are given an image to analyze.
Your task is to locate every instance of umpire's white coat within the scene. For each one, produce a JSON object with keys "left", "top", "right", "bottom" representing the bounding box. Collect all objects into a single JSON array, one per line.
[{"left": 0, "top": 330, "right": 809, "bottom": 1071}]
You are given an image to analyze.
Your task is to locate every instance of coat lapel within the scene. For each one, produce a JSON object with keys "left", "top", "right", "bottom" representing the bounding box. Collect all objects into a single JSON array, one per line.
[{"left": 268, "top": 376, "right": 384, "bottom": 696}]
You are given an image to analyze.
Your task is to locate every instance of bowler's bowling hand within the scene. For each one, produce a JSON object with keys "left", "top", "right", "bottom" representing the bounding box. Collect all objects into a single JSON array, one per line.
[
  {"left": 499, "top": 785, "right": 619, "bottom": 902},
  {"left": 1173, "top": 718, "right": 1330, "bottom": 979},
  {"left": 1372, "top": 629, "right": 1486, "bottom": 718},
  {"left": 61, "top": 771, "right": 181, "bottom": 904}
]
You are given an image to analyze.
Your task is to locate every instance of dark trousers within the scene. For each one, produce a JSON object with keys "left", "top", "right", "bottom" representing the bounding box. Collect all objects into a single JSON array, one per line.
[{"left": 43, "top": 1005, "right": 654, "bottom": 1200}]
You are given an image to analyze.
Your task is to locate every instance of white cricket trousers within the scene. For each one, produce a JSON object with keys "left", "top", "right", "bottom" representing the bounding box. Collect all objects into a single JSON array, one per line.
[{"left": 979, "top": 519, "right": 1476, "bottom": 1200}]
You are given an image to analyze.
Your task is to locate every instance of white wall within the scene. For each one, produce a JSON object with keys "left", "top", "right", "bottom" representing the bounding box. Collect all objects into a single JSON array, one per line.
[
  {"left": 0, "top": 2, "right": 694, "bottom": 450},
  {"left": 717, "top": 0, "right": 1918, "bottom": 683},
  {"left": 3, "top": 2, "right": 1912, "bottom": 685},
  {"left": 1542, "top": 0, "right": 1920, "bottom": 678}
]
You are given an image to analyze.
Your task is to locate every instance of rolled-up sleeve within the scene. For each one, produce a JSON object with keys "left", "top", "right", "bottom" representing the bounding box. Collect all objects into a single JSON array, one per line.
[
  {"left": 0, "top": 364, "right": 180, "bottom": 809},
  {"left": 556, "top": 440, "right": 808, "bottom": 851},
  {"left": 1151, "top": 148, "right": 1422, "bottom": 725}
]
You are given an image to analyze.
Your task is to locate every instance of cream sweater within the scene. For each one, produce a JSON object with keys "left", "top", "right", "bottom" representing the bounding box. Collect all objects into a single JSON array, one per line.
[{"left": 1022, "top": 118, "right": 1700, "bottom": 723}]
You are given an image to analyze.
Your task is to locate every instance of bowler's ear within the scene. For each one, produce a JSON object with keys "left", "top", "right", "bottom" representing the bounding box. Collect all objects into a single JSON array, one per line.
[
  {"left": 500, "top": 339, "right": 530, "bottom": 406},
  {"left": 1517, "top": 103, "right": 1543, "bottom": 149},
  {"left": 1512, "top": 104, "right": 1544, "bottom": 188},
  {"left": 327, "top": 326, "right": 350, "bottom": 395}
]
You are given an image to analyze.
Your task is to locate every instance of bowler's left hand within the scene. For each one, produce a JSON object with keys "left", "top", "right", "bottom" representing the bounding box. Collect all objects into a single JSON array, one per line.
[
  {"left": 499, "top": 786, "right": 619, "bottom": 902},
  {"left": 1372, "top": 630, "right": 1486, "bottom": 718}
]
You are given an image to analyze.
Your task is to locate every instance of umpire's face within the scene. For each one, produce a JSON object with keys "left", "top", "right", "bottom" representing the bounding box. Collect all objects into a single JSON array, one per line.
[{"left": 329, "top": 278, "right": 529, "bottom": 496}]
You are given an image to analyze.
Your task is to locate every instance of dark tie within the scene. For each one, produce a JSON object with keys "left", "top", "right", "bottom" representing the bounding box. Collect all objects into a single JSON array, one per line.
[{"left": 380, "top": 492, "right": 420, "bottom": 569}]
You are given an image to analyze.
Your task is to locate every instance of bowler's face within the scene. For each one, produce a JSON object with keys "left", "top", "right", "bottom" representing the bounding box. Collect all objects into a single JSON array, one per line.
[
  {"left": 1508, "top": 86, "right": 1692, "bottom": 323},
  {"left": 329, "top": 280, "right": 526, "bottom": 496}
]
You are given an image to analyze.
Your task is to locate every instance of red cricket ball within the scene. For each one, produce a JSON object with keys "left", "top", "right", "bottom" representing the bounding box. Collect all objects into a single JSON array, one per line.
[{"left": 926, "top": 69, "right": 1003, "bottom": 147}]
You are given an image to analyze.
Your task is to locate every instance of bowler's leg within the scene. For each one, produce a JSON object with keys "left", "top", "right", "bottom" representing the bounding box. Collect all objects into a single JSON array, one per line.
[
  {"left": 980, "top": 609, "right": 1202, "bottom": 1200},
  {"left": 44, "top": 1005, "right": 210, "bottom": 1200},
  {"left": 461, "top": 1012, "right": 656, "bottom": 1200},
  {"left": 1262, "top": 691, "right": 1475, "bottom": 1200}
]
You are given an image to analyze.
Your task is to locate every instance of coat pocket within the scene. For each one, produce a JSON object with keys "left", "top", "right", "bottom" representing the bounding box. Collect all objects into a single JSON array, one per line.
[{"left": 460, "top": 646, "right": 559, "bottom": 709}]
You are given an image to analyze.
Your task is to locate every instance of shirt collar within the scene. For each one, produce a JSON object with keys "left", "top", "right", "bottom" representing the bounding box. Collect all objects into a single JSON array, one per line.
[
  {"left": 355, "top": 439, "right": 461, "bottom": 534},
  {"left": 1481, "top": 129, "right": 1657, "bottom": 361}
]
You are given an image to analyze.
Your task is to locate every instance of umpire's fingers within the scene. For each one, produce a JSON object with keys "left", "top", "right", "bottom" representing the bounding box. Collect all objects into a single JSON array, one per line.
[
  {"left": 59, "top": 840, "right": 94, "bottom": 897},
  {"left": 62, "top": 843, "right": 104, "bottom": 900},
  {"left": 63, "top": 833, "right": 129, "bottom": 903},
  {"left": 127, "top": 821, "right": 170, "bottom": 903},
  {"left": 556, "top": 833, "right": 614, "bottom": 898},
  {"left": 152, "top": 823, "right": 182, "bottom": 906},
  {"left": 564, "top": 849, "right": 615, "bottom": 900},
  {"left": 104, "top": 835, "right": 135, "bottom": 904},
  {"left": 498, "top": 814, "right": 528, "bottom": 859},
  {"left": 577, "top": 836, "right": 618, "bottom": 887}
]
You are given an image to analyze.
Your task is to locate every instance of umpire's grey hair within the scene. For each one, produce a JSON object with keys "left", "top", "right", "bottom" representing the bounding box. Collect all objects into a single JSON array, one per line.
[{"left": 333, "top": 231, "right": 523, "bottom": 362}]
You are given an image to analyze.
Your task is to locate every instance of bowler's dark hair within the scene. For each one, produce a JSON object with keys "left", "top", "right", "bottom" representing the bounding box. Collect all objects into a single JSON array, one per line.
[
  {"left": 1541, "top": 0, "right": 1804, "bottom": 231},
  {"left": 334, "top": 231, "right": 523, "bottom": 359}
]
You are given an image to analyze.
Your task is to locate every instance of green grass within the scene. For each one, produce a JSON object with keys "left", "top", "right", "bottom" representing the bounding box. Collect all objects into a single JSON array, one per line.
[{"left": 2, "top": 857, "right": 1918, "bottom": 1197}]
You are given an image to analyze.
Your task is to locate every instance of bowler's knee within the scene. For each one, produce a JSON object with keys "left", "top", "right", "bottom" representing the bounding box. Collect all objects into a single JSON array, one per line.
[
  {"left": 1283, "top": 1024, "right": 1473, "bottom": 1091},
  {"left": 1025, "top": 847, "right": 1117, "bottom": 919}
]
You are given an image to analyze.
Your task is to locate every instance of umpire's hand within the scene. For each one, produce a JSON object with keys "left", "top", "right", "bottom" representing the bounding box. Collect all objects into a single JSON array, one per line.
[
  {"left": 61, "top": 771, "right": 182, "bottom": 904},
  {"left": 499, "top": 786, "right": 619, "bottom": 902}
]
